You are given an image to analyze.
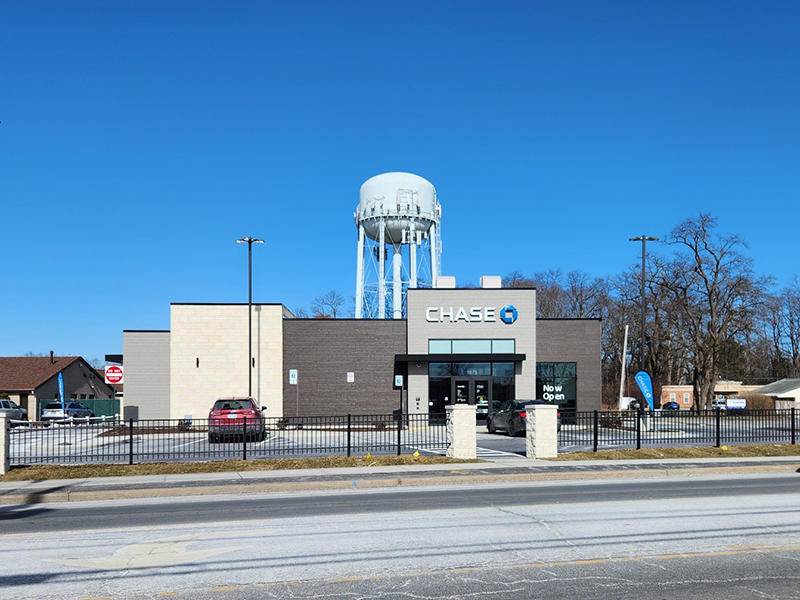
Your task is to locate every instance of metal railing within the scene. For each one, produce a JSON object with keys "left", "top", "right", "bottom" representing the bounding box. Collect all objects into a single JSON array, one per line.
[
  {"left": 558, "top": 409, "right": 798, "bottom": 453},
  {"left": 9, "top": 413, "right": 449, "bottom": 466}
]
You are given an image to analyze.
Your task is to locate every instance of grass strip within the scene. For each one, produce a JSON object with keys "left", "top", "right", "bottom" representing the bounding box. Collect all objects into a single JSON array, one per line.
[
  {"left": 549, "top": 444, "right": 800, "bottom": 461},
  {"left": 0, "top": 455, "right": 479, "bottom": 481}
]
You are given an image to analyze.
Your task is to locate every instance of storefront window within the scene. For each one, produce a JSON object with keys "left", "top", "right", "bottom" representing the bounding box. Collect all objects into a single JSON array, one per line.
[
  {"left": 429, "top": 363, "right": 452, "bottom": 377},
  {"left": 492, "top": 363, "right": 514, "bottom": 377},
  {"left": 491, "top": 339, "right": 515, "bottom": 353},
  {"left": 452, "top": 339, "right": 492, "bottom": 354},
  {"left": 428, "top": 340, "right": 452, "bottom": 354},
  {"left": 492, "top": 377, "right": 515, "bottom": 410},
  {"left": 452, "top": 362, "right": 491, "bottom": 376},
  {"left": 428, "top": 377, "right": 450, "bottom": 415},
  {"left": 427, "top": 339, "right": 516, "bottom": 354},
  {"left": 536, "top": 362, "right": 577, "bottom": 410}
]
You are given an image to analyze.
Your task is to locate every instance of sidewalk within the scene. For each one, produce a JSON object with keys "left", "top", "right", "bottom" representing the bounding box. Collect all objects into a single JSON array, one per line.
[{"left": 2, "top": 455, "right": 799, "bottom": 505}]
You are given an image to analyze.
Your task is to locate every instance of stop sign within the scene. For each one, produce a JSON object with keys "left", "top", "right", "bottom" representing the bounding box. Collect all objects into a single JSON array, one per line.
[{"left": 105, "top": 365, "right": 124, "bottom": 385}]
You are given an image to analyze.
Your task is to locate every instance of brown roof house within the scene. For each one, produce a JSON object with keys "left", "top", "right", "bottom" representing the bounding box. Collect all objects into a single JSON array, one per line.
[{"left": 0, "top": 354, "right": 114, "bottom": 419}]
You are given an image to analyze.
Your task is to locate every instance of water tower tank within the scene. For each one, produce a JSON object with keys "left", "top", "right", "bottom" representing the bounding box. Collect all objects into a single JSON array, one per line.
[{"left": 354, "top": 172, "right": 442, "bottom": 319}]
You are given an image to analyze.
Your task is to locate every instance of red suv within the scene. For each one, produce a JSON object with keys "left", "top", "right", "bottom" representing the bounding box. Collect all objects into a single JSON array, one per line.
[{"left": 208, "top": 397, "right": 266, "bottom": 443}]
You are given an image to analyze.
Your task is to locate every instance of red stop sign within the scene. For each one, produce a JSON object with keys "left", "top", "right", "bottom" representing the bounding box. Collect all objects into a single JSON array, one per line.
[{"left": 105, "top": 365, "right": 124, "bottom": 385}]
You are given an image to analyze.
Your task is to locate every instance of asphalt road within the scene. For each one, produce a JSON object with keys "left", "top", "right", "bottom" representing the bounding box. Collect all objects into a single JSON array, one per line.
[
  {"left": 5, "top": 473, "right": 800, "bottom": 535},
  {"left": 4, "top": 473, "right": 800, "bottom": 599}
]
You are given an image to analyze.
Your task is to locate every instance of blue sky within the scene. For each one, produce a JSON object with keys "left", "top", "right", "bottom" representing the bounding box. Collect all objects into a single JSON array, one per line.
[{"left": 1, "top": 1, "right": 799, "bottom": 362}]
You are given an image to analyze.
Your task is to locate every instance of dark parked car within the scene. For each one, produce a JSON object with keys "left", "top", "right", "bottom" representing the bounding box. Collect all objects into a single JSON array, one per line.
[
  {"left": 486, "top": 400, "right": 560, "bottom": 437},
  {"left": 660, "top": 402, "right": 680, "bottom": 410},
  {"left": 208, "top": 397, "right": 266, "bottom": 443}
]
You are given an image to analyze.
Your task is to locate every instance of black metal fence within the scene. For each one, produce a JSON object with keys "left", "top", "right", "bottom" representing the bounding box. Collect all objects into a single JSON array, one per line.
[
  {"left": 558, "top": 409, "right": 798, "bottom": 452},
  {"left": 9, "top": 413, "right": 449, "bottom": 466}
]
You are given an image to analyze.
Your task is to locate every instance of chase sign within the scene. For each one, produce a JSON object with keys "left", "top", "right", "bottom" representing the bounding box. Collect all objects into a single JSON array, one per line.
[
  {"left": 499, "top": 305, "right": 518, "bottom": 324},
  {"left": 426, "top": 305, "right": 519, "bottom": 324}
]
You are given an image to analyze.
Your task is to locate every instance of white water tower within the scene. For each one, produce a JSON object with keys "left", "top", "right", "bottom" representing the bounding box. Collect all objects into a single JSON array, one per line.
[{"left": 355, "top": 172, "right": 442, "bottom": 319}]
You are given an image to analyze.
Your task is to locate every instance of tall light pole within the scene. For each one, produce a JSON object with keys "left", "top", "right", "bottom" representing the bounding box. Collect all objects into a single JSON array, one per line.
[
  {"left": 629, "top": 235, "right": 659, "bottom": 372},
  {"left": 236, "top": 236, "right": 264, "bottom": 397}
]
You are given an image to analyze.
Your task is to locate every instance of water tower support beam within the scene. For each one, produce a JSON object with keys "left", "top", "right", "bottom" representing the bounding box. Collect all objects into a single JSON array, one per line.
[
  {"left": 379, "top": 219, "right": 386, "bottom": 319},
  {"left": 355, "top": 223, "right": 365, "bottom": 319},
  {"left": 410, "top": 224, "right": 418, "bottom": 289},
  {"left": 393, "top": 243, "right": 402, "bottom": 319},
  {"left": 430, "top": 223, "right": 439, "bottom": 287}
]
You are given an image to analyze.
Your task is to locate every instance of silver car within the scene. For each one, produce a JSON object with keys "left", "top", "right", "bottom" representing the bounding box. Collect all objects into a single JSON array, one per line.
[
  {"left": 41, "top": 401, "right": 95, "bottom": 422},
  {"left": 0, "top": 399, "right": 28, "bottom": 424}
]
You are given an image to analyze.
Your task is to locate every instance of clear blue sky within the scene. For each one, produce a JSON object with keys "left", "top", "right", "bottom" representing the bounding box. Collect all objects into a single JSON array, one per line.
[{"left": 2, "top": 1, "right": 799, "bottom": 363}]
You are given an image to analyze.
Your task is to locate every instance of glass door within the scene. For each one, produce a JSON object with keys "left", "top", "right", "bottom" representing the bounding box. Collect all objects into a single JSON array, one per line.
[
  {"left": 475, "top": 379, "right": 490, "bottom": 421},
  {"left": 454, "top": 380, "right": 470, "bottom": 404}
]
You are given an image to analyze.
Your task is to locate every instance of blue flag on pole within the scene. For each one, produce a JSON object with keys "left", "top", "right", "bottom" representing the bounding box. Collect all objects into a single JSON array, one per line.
[
  {"left": 58, "top": 372, "right": 65, "bottom": 417},
  {"left": 634, "top": 371, "right": 655, "bottom": 411}
]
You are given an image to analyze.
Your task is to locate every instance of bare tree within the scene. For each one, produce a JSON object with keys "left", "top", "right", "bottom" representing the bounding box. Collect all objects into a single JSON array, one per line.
[
  {"left": 310, "top": 290, "right": 346, "bottom": 319},
  {"left": 658, "top": 214, "right": 769, "bottom": 409}
]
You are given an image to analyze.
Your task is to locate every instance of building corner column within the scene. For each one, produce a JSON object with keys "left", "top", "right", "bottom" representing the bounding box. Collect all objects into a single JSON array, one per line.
[{"left": 446, "top": 404, "right": 476, "bottom": 459}]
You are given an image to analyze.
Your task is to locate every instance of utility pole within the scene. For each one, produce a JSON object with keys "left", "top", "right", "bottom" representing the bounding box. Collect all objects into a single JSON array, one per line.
[
  {"left": 629, "top": 235, "right": 659, "bottom": 372},
  {"left": 236, "top": 236, "right": 264, "bottom": 396}
]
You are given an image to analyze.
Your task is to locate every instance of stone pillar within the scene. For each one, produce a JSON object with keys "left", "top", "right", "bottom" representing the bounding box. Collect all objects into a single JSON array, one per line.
[
  {"left": 0, "top": 414, "right": 9, "bottom": 475},
  {"left": 29, "top": 396, "right": 40, "bottom": 422},
  {"left": 526, "top": 404, "right": 558, "bottom": 459},
  {"left": 446, "top": 404, "right": 477, "bottom": 459}
]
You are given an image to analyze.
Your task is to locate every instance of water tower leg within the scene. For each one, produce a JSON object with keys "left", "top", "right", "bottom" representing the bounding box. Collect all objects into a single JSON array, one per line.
[
  {"left": 430, "top": 223, "right": 440, "bottom": 287},
  {"left": 410, "top": 226, "right": 418, "bottom": 289},
  {"left": 355, "top": 224, "right": 365, "bottom": 319},
  {"left": 379, "top": 220, "right": 386, "bottom": 319},
  {"left": 393, "top": 243, "right": 402, "bottom": 319}
]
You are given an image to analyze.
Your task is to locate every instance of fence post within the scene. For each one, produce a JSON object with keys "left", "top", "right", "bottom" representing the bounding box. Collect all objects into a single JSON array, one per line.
[
  {"left": 715, "top": 408, "right": 721, "bottom": 448},
  {"left": 0, "top": 414, "right": 9, "bottom": 475},
  {"left": 593, "top": 410, "right": 599, "bottom": 453},
  {"left": 243, "top": 416, "right": 247, "bottom": 461},
  {"left": 792, "top": 408, "right": 796, "bottom": 445},
  {"left": 128, "top": 418, "right": 134, "bottom": 465},
  {"left": 635, "top": 409, "right": 642, "bottom": 450},
  {"left": 347, "top": 414, "right": 351, "bottom": 458},
  {"left": 397, "top": 411, "right": 402, "bottom": 456}
]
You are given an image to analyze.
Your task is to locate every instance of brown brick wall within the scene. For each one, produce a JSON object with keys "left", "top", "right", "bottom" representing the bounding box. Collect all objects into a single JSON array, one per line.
[
  {"left": 537, "top": 319, "right": 602, "bottom": 411},
  {"left": 282, "top": 319, "right": 407, "bottom": 416}
]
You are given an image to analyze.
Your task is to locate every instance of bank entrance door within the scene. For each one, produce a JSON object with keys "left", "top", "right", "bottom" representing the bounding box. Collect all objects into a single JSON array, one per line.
[{"left": 452, "top": 378, "right": 492, "bottom": 421}]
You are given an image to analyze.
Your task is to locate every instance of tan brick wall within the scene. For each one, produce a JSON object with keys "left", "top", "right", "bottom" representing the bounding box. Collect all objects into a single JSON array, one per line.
[{"left": 170, "top": 304, "right": 284, "bottom": 420}]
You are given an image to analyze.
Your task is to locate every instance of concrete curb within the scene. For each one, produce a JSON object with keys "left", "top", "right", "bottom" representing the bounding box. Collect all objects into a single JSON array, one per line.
[{"left": 1, "top": 460, "right": 798, "bottom": 505}]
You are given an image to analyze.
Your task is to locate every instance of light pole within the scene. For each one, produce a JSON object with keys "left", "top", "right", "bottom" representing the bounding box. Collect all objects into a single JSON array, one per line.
[
  {"left": 629, "top": 235, "right": 659, "bottom": 373},
  {"left": 236, "top": 236, "right": 264, "bottom": 397}
]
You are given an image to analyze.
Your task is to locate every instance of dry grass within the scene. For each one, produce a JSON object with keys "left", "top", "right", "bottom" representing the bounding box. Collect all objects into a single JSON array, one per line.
[
  {"left": 0, "top": 455, "right": 479, "bottom": 482},
  {"left": 550, "top": 444, "right": 800, "bottom": 461}
]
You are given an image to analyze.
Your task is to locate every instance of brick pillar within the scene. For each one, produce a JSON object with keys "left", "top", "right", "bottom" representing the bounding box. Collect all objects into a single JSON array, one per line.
[
  {"left": 0, "top": 414, "right": 9, "bottom": 475},
  {"left": 526, "top": 404, "right": 558, "bottom": 458},
  {"left": 446, "top": 404, "right": 477, "bottom": 459}
]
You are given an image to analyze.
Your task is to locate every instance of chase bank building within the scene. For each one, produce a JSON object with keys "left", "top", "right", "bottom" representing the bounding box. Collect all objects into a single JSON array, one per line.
[{"left": 121, "top": 282, "right": 601, "bottom": 421}]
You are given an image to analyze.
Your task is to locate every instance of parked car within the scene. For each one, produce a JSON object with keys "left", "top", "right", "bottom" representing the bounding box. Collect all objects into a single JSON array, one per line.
[
  {"left": 0, "top": 399, "right": 28, "bottom": 424},
  {"left": 208, "top": 397, "right": 266, "bottom": 443},
  {"left": 660, "top": 401, "right": 680, "bottom": 410},
  {"left": 41, "top": 401, "right": 94, "bottom": 422},
  {"left": 486, "top": 400, "right": 561, "bottom": 437},
  {"left": 711, "top": 398, "right": 727, "bottom": 410}
]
